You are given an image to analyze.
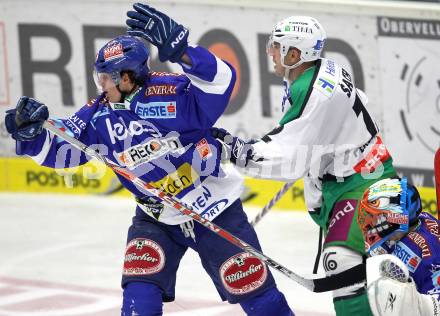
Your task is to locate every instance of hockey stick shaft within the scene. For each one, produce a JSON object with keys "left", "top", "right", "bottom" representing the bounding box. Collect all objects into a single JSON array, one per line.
[
  {"left": 43, "top": 120, "right": 365, "bottom": 292},
  {"left": 251, "top": 182, "right": 294, "bottom": 226},
  {"left": 42, "top": 121, "right": 314, "bottom": 289}
]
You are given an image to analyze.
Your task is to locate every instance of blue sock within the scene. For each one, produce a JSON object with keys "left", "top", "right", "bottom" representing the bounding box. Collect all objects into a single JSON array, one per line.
[
  {"left": 122, "top": 282, "right": 163, "bottom": 316},
  {"left": 239, "top": 287, "right": 294, "bottom": 316}
]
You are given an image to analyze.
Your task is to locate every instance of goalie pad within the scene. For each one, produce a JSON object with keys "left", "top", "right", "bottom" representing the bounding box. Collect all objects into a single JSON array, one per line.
[{"left": 367, "top": 254, "right": 440, "bottom": 316}]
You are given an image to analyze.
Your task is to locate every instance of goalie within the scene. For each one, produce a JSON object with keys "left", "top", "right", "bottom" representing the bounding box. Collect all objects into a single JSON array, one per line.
[{"left": 358, "top": 177, "right": 440, "bottom": 316}]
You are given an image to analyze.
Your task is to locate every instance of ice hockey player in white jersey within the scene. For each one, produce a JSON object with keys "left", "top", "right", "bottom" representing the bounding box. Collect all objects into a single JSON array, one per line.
[
  {"left": 212, "top": 16, "right": 397, "bottom": 316},
  {"left": 358, "top": 177, "right": 440, "bottom": 316}
]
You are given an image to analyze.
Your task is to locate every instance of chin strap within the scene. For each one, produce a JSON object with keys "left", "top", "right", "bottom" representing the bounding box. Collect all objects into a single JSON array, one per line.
[
  {"left": 282, "top": 55, "right": 304, "bottom": 81},
  {"left": 284, "top": 68, "right": 291, "bottom": 82}
]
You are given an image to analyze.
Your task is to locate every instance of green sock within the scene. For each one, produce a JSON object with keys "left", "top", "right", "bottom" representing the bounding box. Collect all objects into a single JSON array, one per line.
[{"left": 334, "top": 292, "right": 373, "bottom": 316}]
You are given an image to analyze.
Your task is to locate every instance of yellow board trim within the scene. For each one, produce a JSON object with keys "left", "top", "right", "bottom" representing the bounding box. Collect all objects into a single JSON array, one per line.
[{"left": 0, "top": 157, "right": 437, "bottom": 217}]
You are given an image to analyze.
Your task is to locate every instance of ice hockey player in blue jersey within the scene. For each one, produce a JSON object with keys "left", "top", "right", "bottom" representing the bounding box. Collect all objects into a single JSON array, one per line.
[
  {"left": 357, "top": 177, "right": 440, "bottom": 315},
  {"left": 3, "top": 3, "right": 294, "bottom": 316}
]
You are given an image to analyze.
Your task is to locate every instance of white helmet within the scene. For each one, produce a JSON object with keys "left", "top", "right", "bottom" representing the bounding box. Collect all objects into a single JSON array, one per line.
[{"left": 267, "top": 16, "right": 326, "bottom": 70}]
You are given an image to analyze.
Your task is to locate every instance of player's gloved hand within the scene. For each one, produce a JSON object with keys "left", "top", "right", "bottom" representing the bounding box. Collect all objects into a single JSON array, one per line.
[
  {"left": 368, "top": 276, "right": 440, "bottom": 316},
  {"left": 5, "top": 96, "right": 49, "bottom": 141},
  {"left": 366, "top": 254, "right": 440, "bottom": 316},
  {"left": 211, "top": 127, "right": 254, "bottom": 167},
  {"left": 126, "top": 3, "right": 189, "bottom": 63}
]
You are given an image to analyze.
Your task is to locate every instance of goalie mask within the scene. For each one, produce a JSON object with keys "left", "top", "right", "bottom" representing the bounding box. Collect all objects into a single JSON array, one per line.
[{"left": 357, "top": 177, "right": 422, "bottom": 253}]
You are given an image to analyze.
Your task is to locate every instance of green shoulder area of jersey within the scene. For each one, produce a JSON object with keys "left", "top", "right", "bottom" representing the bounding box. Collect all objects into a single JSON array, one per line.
[{"left": 279, "top": 65, "right": 317, "bottom": 126}]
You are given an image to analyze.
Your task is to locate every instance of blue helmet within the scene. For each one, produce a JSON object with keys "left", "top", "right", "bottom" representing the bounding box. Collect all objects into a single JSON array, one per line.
[
  {"left": 357, "top": 177, "right": 422, "bottom": 253},
  {"left": 94, "top": 35, "right": 149, "bottom": 84},
  {"left": 406, "top": 181, "right": 422, "bottom": 224}
]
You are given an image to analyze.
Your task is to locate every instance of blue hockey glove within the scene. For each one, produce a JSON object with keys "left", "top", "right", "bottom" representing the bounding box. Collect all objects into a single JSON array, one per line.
[
  {"left": 5, "top": 96, "right": 49, "bottom": 141},
  {"left": 211, "top": 127, "right": 254, "bottom": 168},
  {"left": 126, "top": 3, "right": 189, "bottom": 63}
]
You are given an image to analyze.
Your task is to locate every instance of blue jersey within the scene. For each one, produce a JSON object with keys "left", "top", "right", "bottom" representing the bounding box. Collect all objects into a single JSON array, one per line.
[
  {"left": 382, "top": 212, "right": 440, "bottom": 300},
  {"left": 15, "top": 46, "right": 244, "bottom": 224}
]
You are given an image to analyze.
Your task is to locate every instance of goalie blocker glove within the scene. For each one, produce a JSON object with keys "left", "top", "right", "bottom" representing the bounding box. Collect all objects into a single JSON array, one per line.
[
  {"left": 5, "top": 96, "right": 49, "bottom": 141},
  {"left": 367, "top": 254, "right": 440, "bottom": 316},
  {"left": 126, "top": 3, "right": 189, "bottom": 63}
]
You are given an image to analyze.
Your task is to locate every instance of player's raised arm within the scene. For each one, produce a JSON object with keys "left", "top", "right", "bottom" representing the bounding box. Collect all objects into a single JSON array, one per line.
[
  {"left": 126, "top": 3, "right": 236, "bottom": 127},
  {"left": 126, "top": 3, "right": 189, "bottom": 64}
]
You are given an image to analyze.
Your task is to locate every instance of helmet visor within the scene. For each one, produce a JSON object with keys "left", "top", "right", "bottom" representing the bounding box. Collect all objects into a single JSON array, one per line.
[
  {"left": 93, "top": 70, "right": 121, "bottom": 93},
  {"left": 266, "top": 34, "right": 279, "bottom": 57}
]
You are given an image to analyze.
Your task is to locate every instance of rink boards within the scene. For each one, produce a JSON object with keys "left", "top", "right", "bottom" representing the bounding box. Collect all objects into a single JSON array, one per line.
[
  {"left": 1, "top": 157, "right": 437, "bottom": 218},
  {"left": 0, "top": 0, "right": 439, "bottom": 190}
]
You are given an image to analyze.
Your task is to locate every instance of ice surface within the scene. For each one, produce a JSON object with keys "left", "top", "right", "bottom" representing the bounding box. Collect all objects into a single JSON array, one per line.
[{"left": 0, "top": 193, "right": 334, "bottom": 315}]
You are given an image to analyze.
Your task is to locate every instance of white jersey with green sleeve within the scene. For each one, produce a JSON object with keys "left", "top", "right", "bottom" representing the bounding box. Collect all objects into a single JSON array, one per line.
[{"left": 240, "top": 58, "right": 394, "bottom": 218}]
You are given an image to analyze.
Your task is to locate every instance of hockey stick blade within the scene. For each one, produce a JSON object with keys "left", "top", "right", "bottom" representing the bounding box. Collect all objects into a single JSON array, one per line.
[{"left": 43, "top": 120, "right": 366, "bottom": 292}]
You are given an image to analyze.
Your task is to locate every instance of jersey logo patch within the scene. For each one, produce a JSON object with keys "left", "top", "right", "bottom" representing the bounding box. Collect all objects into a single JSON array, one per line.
[
  {"left": 123, "top": 238, "right": 165, "bottom": 275},
  {"left": 353, "top": 136, "right": 390, "bottom": 174},
  {"left": 65, "top": 114, "right": 87, "bottom": 136},
  {"left": 424, "top": 218, "right": 440, "bottom": 244},
  {"left": 324, "top": 199, "right": 357, "bottom": 243},
  {"left": 150, "top": 71, "right": 182, "bottom": 77},
  {"left": 432, "top": 270, "right": 440, "bottom": 289},
  {"left": 195, "top": 138, "right": 212, "bottom": 161},
  {"left": 314, "top": 59, "right": 338, "bottom": 98},
  {"left": 136, "top": 197, "right": 164, "bottom": 220},
  {"left": 200, "top": 199, "right": 228, "bottom": 220},
  {"left": 110, "top": 102, "right": 129, "bottom": 110},
  {"left": 317, "top": 77, "right": 335, "bottom": 95},
  {"left": 145, "top": 85, "right": 177, "bottom": 96},
  {"left": 118, "top": 136, "right": 184, "bottom": 168},
  {"left": 220, "top": 252, "right": 267, "bottom": 295},
  {"left": 393, "top": 242, "right": 421, "bottom": 273},
  {"left": 152, "top": 163, "right": 199, "bottom": 196},
  {"left": 407, "top": 232, "right": 432, "bottom": 258},
  {"left": 182, "top": 185, "right": 228, "bottom": 221},
  {"left": 135, "top": 101, "right": 177, "bottom": 119}
]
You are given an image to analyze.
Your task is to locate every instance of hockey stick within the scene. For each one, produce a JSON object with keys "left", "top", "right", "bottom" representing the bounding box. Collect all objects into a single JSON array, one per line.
[
  {"left": 42, "top": 120, "right": 366, "bottom": 292},
  {"left": 251, "top": 182, "right": 294, "bottom": 226},
  {"left": 435, "top": 148, "right": 440, "bottom": 219}
]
